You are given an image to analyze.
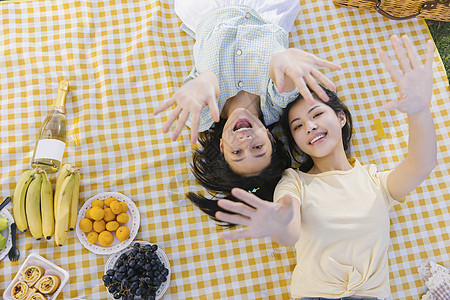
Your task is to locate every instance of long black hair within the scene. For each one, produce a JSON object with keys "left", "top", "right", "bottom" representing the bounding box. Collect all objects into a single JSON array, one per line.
[
  {"left": 280, "top": 88, "right": 353, "bottom": 172},
  {"left": 186, "top": 118, "right": 291, "bottom": 226}
]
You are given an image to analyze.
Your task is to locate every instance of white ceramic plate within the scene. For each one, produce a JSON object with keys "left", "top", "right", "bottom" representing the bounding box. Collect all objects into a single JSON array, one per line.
[
  {"left": 104, "top": 240, "right": 171, "bottom": 300},
  {"left": 0, "top": 209, "right": 14, "bottom": 261},
  {"left": 75, "top": 192, "right": 140, "bottom": 255},
  {"left": 3, "top": 253, "right": 69, "bottom": 300}
]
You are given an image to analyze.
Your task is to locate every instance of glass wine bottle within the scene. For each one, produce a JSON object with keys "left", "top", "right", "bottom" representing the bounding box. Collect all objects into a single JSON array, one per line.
[{"left": 31, "top": 80, "right": 69, "bottom": 173}]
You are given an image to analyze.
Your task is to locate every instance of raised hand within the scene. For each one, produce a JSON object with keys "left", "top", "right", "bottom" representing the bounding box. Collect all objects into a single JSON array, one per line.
[
  {"left": 269, "top": 48, "right": 341, "bottom": 103},
  {"left": 215, "top": 188, "right": 298, "bottom": 242},
  {"left": 378, "top": 35, "right": 435, "bottom": 115},
  {"left": 153, "top": 71, "right": 220, "bottom": 144}
]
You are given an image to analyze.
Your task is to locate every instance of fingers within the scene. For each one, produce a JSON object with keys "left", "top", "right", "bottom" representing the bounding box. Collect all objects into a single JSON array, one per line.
[
  {"left": 378, "top": 49, "right": 402, "bottom": 83},
  {"left": 425, "top": 39, "right": 435, "bottom": 71},
  {"left": 153, "top": 97, "right": 176, "bottom": 116},
  {"left": 271, "top": 67, "right": 286, "bottom": 93},
  {"left": 207, "top": 98, "right": 221, "bottom": 123},
  {"left": 171, "top": 110, "right": 189, "bottom": 141},
  {"left": 401, "top": 35, "right": 420, "bottom": 69},
  {"left": 231, "top": 188, "right": 267, "bottom": 209},
  {"left": 217, "top": 199, "right": 256, "bottom": 217},
  {"left": 383, "top": 100, "right": 399, "bottom": 111},
  {"left": 391, "top": 35, "right": 411, "bottom": 72},
  {"left": 215, "top": 211, "right": 251, "bottom": 227},
  {"left": 189, "top": 112, "right": 200, "bottom": 144},
  {"left": 313, "top": 56, "right": 342, "bottom": 71},
  {"left": 305, "top": 75, "right": 329, "bottom": 102},
  {"left": 311, "top": 69, "right": 337, "bottom": 92},
  {"left": 163, "top": 106, "right": 182, "bottom": 133}
]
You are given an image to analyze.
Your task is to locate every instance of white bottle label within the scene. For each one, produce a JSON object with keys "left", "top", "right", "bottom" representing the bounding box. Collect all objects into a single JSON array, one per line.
[{"left": 34, "top": 139, "right": 66, "bottom": 161}]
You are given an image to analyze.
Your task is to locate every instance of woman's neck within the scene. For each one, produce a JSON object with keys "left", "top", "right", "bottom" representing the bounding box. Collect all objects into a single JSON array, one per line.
[
  {"left": 308, "top": 150, "right": 352, "bottom": 174},
  {"left": 221, "top": 91, "right": 261, "bottom": 119}
]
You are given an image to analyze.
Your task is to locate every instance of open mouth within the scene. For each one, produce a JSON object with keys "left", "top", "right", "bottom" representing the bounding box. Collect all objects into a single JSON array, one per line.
[
  {"left": 233, "top": 118, "right": 252, "bottom": 132},
  {"left": 309, "top": 133, "right": 327, "bottom": 145}
]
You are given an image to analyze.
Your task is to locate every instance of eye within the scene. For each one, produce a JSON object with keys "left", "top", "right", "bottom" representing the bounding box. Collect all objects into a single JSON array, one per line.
[
  {"left": 313, "top": 112, "right": 323, "bottom": 118},
  {"left": 293, "top": 124, "right": 302, "bottom": 131},
  {"left": 253, "top": 145, "right": 263, "bottom": 150},
  {"left": 232, "top": 150, "right": 241, "bottom": 155}
]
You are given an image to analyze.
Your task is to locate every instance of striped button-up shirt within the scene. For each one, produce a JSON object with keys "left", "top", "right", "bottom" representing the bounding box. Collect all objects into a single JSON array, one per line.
[{"left": 183, "top": 6, "right": 299, "bottom": 132}]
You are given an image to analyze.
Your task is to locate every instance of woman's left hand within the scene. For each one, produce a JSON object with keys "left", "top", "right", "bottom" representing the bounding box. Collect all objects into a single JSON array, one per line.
[
  {"left": 215, "top": 188, "right": 295, "bottom": 240},
  {"left": 378, "top": 35, "right": 435, "bottom": 115}
]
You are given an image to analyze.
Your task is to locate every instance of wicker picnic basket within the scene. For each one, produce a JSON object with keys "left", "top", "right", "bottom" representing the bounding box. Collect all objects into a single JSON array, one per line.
[{"left": 333, "top": 0, "right": 450, "bottom": 22}]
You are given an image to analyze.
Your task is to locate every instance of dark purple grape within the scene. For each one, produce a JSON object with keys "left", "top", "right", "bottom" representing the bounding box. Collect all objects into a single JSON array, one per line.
[{"left": 107, "top": 269, "right": 115, "bottom": 276}]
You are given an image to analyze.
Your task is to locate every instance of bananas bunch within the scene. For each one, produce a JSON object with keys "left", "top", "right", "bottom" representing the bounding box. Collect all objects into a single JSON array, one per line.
[
  {"left": 12, "top": 164, "right": 80, "bottom": 246},
  {"left": 54, "top": 164, "right": 80, "bottom": 246}
]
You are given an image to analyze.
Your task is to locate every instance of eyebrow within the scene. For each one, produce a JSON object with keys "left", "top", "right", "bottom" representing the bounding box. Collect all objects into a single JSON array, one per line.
[
  {"left": 289, "top": 105, "right": 321, "bottom": 126},
  {"left": 231, "top": 152, "right": 266, "bottom": 162}
]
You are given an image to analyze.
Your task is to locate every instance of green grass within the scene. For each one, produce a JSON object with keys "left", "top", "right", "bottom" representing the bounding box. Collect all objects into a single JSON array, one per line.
[{"left": 427, "top": 20, "right": 450, "bottom": 82}]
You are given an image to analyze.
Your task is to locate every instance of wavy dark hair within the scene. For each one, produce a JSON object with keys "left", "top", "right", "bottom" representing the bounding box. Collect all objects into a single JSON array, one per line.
[
  {"left": 280, "top": 88, "right": 353, "bottom": 173},
  {"left": 186, "top": 118, "right": 291, "bottom": 226}
]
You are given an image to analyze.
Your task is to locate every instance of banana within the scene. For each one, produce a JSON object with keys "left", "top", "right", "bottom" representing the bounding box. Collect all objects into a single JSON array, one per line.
[
  {"left": 69, "top": 168, "right": 80, "bottom": 231},
  {"left": 41, "top": 171, "right": 54, "bottom": 240},
  {"left": 26, "top": 172, "right": 43, "bottom": 240},
  {"left": 54, "top": 173, "right": 75, "bottom": 246},
  {"left": 13, "top": 168, "right": 37, "bottom": 232},
  {"left": 54, "top": 163, "right": 71, "bottom": 216}
]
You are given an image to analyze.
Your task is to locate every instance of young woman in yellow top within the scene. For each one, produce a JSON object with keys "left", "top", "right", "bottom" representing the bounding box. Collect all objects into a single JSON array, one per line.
[{"left": 214, "top": 35, "right": 437, "bottom": 299}]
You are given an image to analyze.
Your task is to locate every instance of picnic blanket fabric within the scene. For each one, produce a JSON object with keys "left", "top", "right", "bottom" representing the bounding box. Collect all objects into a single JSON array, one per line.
[{"left": 0, "top": 0, "right": 449, "bottom": 299}]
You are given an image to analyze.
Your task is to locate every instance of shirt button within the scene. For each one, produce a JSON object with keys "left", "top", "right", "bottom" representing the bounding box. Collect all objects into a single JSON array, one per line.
[
  {"left": 238, "top": 81, "right": 244, "bottom": 88},
  {"left": 236, "top": 49, "right": 242, "bottom": 56},
  {"left": 245, "top": 12, "right": 251, "bottom": 19}
]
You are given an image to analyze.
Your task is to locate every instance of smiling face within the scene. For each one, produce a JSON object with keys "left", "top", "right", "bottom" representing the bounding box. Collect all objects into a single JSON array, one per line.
[
  {"left": 288, "top": 97, "right": 347, "bottom": 165},
  {"left": 220, "top": 108, "right": 273, "bottom": 176}
]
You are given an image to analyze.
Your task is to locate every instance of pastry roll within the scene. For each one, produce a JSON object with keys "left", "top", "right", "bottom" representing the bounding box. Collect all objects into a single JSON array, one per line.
[
  {"left": 36, "top": 274, "right": 60, "bottom": 294},
  {"left": 26, "top": 290, "right": 46, "bottom": 300},
  {"left": 22, "top": 266, "right": 45, "bottom": 286},
  {"left": 10, "top": 280, "right": 29, "bottom": 300}
]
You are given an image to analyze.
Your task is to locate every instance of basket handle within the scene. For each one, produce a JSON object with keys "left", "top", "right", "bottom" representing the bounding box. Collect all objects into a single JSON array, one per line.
[{"left": 368, "top": 0, "right": 447, "bottom": 20}]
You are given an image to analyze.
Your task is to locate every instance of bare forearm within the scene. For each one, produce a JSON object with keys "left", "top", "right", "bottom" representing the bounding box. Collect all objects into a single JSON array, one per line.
[
  {"left": 389, "top": 109, "right": 437, "bottom": 199},
  {"left": 406, "top": 109, "right": 437, "bottom": 177}
]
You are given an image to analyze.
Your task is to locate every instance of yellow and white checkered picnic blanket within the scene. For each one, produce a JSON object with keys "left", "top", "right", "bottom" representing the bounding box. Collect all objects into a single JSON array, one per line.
[{"left": 0, "top": 0, "right": 448, "bottom": 299}]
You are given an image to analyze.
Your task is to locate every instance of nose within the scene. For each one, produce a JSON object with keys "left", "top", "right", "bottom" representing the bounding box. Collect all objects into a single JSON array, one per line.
[{"left": 306, "top": 121, "right": 317, "bottom": 134}]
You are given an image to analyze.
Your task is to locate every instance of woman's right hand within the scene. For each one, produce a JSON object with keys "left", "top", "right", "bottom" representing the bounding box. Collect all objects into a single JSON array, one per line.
[
  {"left": 269, "top": 48, "right": 341, "bottom": 103},
  {"left": 215, "top": 188, "right": 299, "bottom": 244},
  {"left": 153, "top": 71, "right": 220, "bottom": 144}
]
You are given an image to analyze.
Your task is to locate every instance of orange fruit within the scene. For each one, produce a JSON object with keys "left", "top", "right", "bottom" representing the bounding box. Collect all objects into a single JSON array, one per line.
[
  {"left": 90, "top": 206, "right": 104, "bottom": 221},
  {"left": 91, "top": 199, "right": 104, "bottom": 208},
  {"left": 87, "top": 231, "right": 99, "bottom": 244},
  {"left": 104, "top": 197, "right": 116, "bottom": 207},
  {"left": 116, "top": 213, "right": 129, "bottom": 224},
  {"left": 79, "top": 218, "right": 93, "bottom": 233},
  {"left": 85, "top": 208, "right": 93, "bottom": 220},
  {"left": 98, "top": 231, "right": 114, "bottom": 246},
  {"left": 120, "top": 202, "right": 128, "bottom": 213},
  {"left": 93, "top": 219, "right": 106, "bottom": 233},
  {"left": 103, "top": 207, "right": 116, "bottom": 222},
  {"left": 106, "top": 221, "right": 120, "bottom": 231},
  {"left": 116, "top": 226, "right": 130, "bottom": 241},
  {"left": 110, "top": 200, "right": 122, "bottom": 214}
]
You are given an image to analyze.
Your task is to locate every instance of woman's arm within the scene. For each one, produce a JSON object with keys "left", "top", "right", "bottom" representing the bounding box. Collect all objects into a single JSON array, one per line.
[
  {"left": 378, "top": 35, "right": 437, "bottom": 200},
  {"left": 215, "top": 188, "right": 301, "bottom": 246}
]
